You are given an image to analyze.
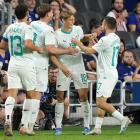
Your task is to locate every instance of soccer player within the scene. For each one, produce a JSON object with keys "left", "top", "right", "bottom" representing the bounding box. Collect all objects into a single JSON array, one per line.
[
  {"left": 28, "top": 3, "right": 77, "bottom": 134},
  {"left": 0, "top": 4, "right": 43, "bottom": 136},
  {"left": 72, "top": 16, "right": 131, "bottom": 135},
  {"left": 51, "top": 11, "right": 90, "bottom": 135}
]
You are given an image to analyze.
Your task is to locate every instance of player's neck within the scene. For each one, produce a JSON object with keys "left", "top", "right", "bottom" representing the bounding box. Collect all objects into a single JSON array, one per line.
[
  {"left": 105, "top": 29, "right": 115, "bottom": 35},
  {"left": 17, "top": 18, "right": 27, "bottom": 23},
  {"left": 40, "top": 18, "right": 49, "bottom": 24},
  {"left": 61, "top": 25, "right": 72, "bottom": 33}
]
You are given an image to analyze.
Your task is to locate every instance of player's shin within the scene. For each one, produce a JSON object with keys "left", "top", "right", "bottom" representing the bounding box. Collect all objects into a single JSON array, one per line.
[
  {"left": 55, "top": 102, "right": 64, "bottom": 128},
  {"left": 81, "top": 100, "right": 90, "bottom": 128},
  {"left": 5, "top": 96, "right": 15, "bottom": 123}
]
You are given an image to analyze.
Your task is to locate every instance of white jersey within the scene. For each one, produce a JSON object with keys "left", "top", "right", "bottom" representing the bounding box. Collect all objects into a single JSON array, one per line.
[
  {"left": 55, "top": 25, "right": 84, "bottom": 67},
  {"left": 31, "top": 21, "right": 56, "bottom": 69},
  {"left": 93, "top": 33, "right": 120, "bottom": 77},
  {"left": 3, "top": 22, "right": 34, "bottom": 67}
]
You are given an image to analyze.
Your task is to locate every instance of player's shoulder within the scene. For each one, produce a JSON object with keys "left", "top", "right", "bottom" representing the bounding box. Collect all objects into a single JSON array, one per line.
[{"left": 72, "top": 25, "right": 83, "bottom": 32}]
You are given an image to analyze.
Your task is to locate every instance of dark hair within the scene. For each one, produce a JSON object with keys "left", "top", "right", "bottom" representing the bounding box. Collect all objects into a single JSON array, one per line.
[
  {"left": 120, "top": 39, "right": 125, "bottom": 46},
  {"left": 122, "top": 49, "right": 134, "bottom": 58},
  {"left": 15, "top": 4, "right": 28, "bottom": 20},
  {"left": 89, "top": 18, "right": 101, "bottom": 30},
  {"left": 48, "top": 64, "right": 58, "bottom": 71},
  {"left": 36, "top": 3, "right": 51, "bottom": 18},
  {"left": 49, "top": 0, "right": 62, "bottom": 12},
  {"left": 103, "top": 16, "right": 117, "bottom": 30},
  {"left": 134, "top": 0, "right": 140, "bottom": 13}
]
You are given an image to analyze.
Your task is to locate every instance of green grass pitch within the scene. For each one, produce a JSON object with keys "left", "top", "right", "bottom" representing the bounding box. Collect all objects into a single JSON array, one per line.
[{"left": 0, "top": 125, "right": 140, "bottom": 140}]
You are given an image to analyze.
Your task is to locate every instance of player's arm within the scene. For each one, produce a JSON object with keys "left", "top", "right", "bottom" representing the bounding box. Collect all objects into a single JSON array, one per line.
[
  {"left": 71, "top": 38, "right": 96, "bottom": 55},
  {"left": 46, "top": 45, "right": 77, "bottom": 55},
  {"left": 24, "top": 39, "right": 43, "bottom": 53},
  {"left": 50, "top": 54, "right": 72, "bottom": 78}
]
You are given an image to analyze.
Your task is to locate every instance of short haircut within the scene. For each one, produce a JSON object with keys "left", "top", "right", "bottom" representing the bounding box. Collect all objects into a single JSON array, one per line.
[
  {"left": 36, "top": 3, "right": 51, "bottom": 18},
  {"left": 48, "top": 64, "right": 58, "bottom": 71},
  {"left": 122, "top": 49, "right": 134, "bottom": 57},
  {"left": 15, "top": 4, "right": 28, "bottom": 20},
  {"left": 60, "top": 10, "right": 74, "bottom": 20},
  {"left": 112, "top": 0, "right": 124, "bottom": 4},
  {"left": 89, "top": 18, "right": 101, "bottom": 30},
  {"left": 103, "top": 16, "right": 117, "bottom": 30}
]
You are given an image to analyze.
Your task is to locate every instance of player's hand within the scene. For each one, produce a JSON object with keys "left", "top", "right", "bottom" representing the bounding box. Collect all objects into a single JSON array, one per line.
[
  {"left": 67, "top": 47, "right": 78, "bottom": 55},
  {"left": 37, "top": 47, "right": 44, "bottom": 54},
  {"left": 132, "top": 72, "right": 137, "bottom": 81},
  {"left": 61, "top": 66, "right": 72, "bottom": 78},
  {"left": 71, "top": 38, "right": 83, "bottom": 47}
]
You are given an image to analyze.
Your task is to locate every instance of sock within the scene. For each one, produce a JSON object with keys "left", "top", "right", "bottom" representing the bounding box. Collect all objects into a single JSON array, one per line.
[
  {"left": 55, "top": 102, "right": 64, "bottom": 128},
  {"left": 28, "top": 99, "right": 40, "bottom": 131},
  {"left": 94, "top": 117, "right": 104, "bottom": 129},
  {"left": 112, "top": 110, "right": 124, "bottom": 121},
  {"left": 5, "top": 96, "right": 15, "bottom": 123},
  {"left": 81, "top": 101, "right": 90, "bottom": 128},
  {"left": 21, "top": 99, "right": 32, "bottom": 129}
]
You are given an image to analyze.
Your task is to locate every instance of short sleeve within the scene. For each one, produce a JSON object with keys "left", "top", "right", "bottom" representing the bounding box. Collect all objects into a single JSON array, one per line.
[
  {"left": 24, "top": 25, "right": 33, "bottom": 40},
  {"left": 45, "top": 27, "right": 56, "bottom": 46},
  {"left": 92, "top": 37, "right": 108, "bottom": 53}
]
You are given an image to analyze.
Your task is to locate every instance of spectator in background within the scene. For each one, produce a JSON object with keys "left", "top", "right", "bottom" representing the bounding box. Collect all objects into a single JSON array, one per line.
[
  {"left": 35, "top": 65, "right": 69, "bottom": 130},
  {"left": 57, "top": 0, "right": 76, "bottom": 14},
  {"left": 127, "top": 0, "right": 140, "bottom": 32},
  {"left": 118, "top": 39, "right": 125, "bottom": 64},
  {"left": 107, "top": 0, "right": 128, "bottom": 31},
  {"left": 0, "top": 49, "right": 10, "bottom": 71},
  {"left": 49, "top": 0, "right": 76, "bottom": 30},
  {"left": 49, "top": 0, "right": 62, "bottom": 30},
  {"left": 24, "top": 0, "right": 38, "bottom": 22},
  {"left": 117, "top": 50, "right": 140, "bottom": 88},
  {"left": 10, "top": 0, "right": 19, "bottom": 23}
]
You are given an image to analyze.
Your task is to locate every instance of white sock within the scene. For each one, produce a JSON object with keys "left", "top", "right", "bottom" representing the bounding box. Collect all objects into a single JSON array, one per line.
[
  {"left": 28, "top": 99, "right": 40, "bottom": 131},
  {"left": 81, "top": 101, "right": 90, "bottom": 128},
  {"left": 5, "top": 96, "right": 15, "bottom": 123},
  {"left": 21, "top": 99, "right": 32, "bottom": 129},
  {"left": 94, "top": 117, "right": 103, "bottom": 129},
  {"left": 112, "top": 110, "right": 124, "bottom": 121},
  {"left": 55, "top": 102, "right": 64, "bottom": 128}
]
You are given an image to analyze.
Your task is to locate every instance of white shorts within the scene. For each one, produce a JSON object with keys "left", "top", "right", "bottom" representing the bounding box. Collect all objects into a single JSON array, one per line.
[
  {"left": 56, "top": 65, "right": 88, "bottom": 91},
  {"left": 36, "top": 67, "right": 48, "bottom": 92},
  {"left": 96, "top": 75, "right": 118, "bottom": 98},
  {"left": 8, "top": 65, "right": 37, "bottom": 91}
]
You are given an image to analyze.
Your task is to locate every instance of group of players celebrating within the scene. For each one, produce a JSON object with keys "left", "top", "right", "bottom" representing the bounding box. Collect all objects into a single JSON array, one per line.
[{"left": 0, "top": 3, "right": 130, "bottom": 137}]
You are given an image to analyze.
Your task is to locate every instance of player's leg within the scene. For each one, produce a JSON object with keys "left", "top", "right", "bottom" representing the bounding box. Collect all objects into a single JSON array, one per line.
[
  {"left": 19, "top": 65, "right": 40, "bottom": 135},
  {"left": 78, "top": 88, "right": 90, "bottom": 135},
  {"left": 55, "top": 91, "right": 65, "bottom": 135},
  {"left": 4, "top": 89, "right": 18, "bottom": 136},
  {"left": 96, "top": 77, "right": 130, "bottom": 134},
  {"left": 4, "top": 68, "right": 21, "bottom": 136},
  {"left": 64, "top": 97, "right": 69, "bottom": 119},
  {"left": 73, "top": 66, "right": 90, "bottom": 135},
  {"left": 55, "top": 70, "right": 71, "bottom": 135}
]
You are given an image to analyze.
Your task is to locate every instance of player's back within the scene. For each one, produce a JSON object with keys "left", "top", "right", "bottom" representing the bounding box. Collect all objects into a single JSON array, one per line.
[
  {"left": 3, "top": 22, "right": 34, "bottom": 67},
  {"left": 96, "top": 33, "right": 120, "bottom": 76},
  {"left": 31, "top": 21, "right": 52, "bottom": 68}
]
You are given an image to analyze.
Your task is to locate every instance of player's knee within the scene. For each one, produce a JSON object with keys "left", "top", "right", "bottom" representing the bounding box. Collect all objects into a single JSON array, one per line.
[{"left": 56, "top": 95, "right": 65, "bottom": 103}]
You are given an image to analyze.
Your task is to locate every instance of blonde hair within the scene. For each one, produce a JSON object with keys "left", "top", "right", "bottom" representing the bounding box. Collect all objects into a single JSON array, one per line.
[{"left": 60, "top": 10, "right": 74, "bottom": 20}]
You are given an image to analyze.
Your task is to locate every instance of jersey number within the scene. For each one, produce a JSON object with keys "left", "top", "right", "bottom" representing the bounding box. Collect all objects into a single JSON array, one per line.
[
  {"left": 112, "top": 45, "right": 119, "bottom": 66},
  {"left": 10, "top": 35, "right": 23, "bottom": 56},
  {"left": 33, "top": 32, "right": 37, "bottom": 45}
]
